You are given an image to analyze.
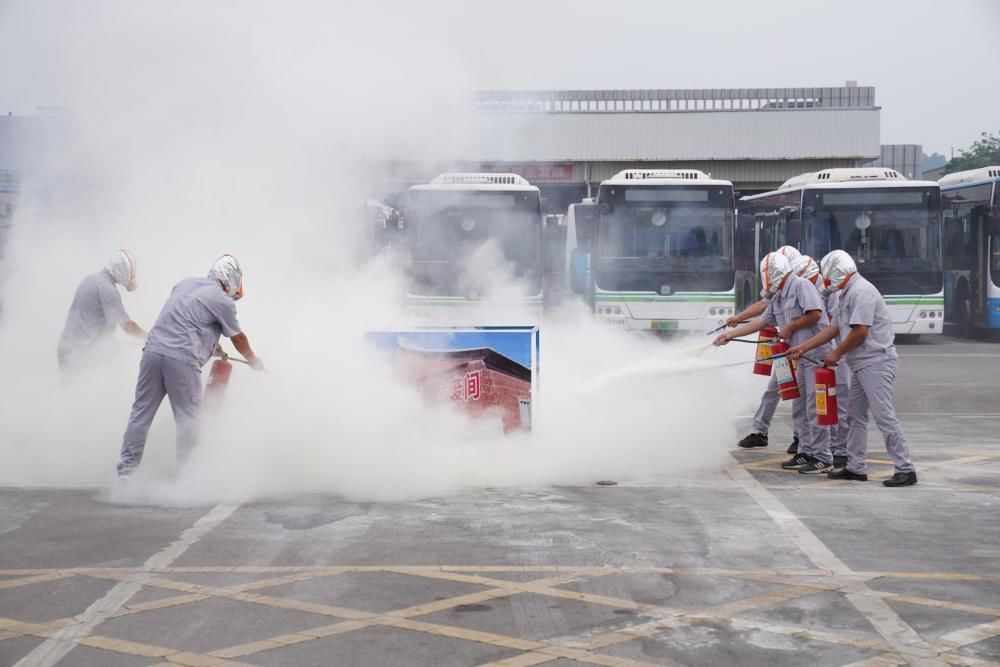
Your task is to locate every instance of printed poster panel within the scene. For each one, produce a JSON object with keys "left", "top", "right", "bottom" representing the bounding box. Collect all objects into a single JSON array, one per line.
[{"left": 366, "top": 327, "right": 538, "bottom": 434}]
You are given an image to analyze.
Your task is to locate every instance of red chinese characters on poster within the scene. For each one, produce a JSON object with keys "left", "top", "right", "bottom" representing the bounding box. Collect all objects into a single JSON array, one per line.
[
  {"left": 448, "top": 369, "right": 482, "bottom": 402},
  {"left": 465, "top": 370, "right": 481, "bottom": 401}
]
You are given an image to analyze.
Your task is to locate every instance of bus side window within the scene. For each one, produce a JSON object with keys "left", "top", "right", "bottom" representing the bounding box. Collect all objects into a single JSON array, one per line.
[
  {"left": 784, "top": 208, "right": 802, "bottom": 250},
  {"left": 942, "top": 198, "right": 970, "bottom": 271}
]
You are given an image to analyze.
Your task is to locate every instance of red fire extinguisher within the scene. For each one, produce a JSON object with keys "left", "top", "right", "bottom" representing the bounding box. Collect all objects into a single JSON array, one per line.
[
  {"left": 753, "top": 328, "right": 779, "bottom": 376},
  {"left": 204, "top": 358, "right": 234, "bottom": 406},
  {"left": 815, "top": 366, "right": 838, "bottom": 425},
  {"left": 770, "top": 340, "right": 800, "bottom": 400}
]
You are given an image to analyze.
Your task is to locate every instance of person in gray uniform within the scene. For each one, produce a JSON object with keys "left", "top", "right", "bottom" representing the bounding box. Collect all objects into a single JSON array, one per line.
[
  {"left": 116, "top": 254, "right": 263, "bottom": 477},
  {"left": 58, "top": 249, "right": 146, "bottom": 371},
  {"left": 792, "top": 254, "right": 852, "bottom": 470},
  {"left": 715, "top": 251, "right": 834, "bottom": 474},
  {"left": 728, "top": 245, "right": 801, "bottom": 454},
  {"left": 789, "top": 250, "right": 917, "bottom": 487}
]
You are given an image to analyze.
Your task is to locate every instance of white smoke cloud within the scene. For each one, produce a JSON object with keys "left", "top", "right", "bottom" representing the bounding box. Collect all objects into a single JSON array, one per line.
[{"left": 0, "top": 0, "right": 765, "bottom": 505}]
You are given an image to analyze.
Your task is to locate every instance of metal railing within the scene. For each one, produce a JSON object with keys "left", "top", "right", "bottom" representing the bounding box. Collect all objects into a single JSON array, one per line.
[{"left": 475, "top": 87, "right": 876, "bottom": 113}]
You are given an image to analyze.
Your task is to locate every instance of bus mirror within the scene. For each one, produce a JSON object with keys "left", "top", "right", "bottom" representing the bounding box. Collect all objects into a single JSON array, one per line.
[
  {"left": 570, "top": 249, "right": 591, "bottom": 295},
  {"left": 574, "top": 203, "right": 598, "bottom": 246}
]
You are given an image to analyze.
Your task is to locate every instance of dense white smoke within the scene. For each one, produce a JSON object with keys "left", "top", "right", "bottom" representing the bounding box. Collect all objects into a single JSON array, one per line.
[{"left": 0, "top": 1, "right": 763, "bottom": 504}]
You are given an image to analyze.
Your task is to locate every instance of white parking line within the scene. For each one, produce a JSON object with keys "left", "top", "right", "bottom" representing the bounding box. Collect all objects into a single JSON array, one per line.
[
  {"left": 726, "top": 460, "right": 947, "bottom": 666},
  {"left": 14, "top": 502, "right": 240, "bottom": 667}
]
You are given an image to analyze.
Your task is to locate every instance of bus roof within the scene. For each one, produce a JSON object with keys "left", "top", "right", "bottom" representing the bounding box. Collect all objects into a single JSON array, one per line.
[
  {"left": 938, "top": 166, "right": 1000, "bottom": 189},
  {"left": 602, "top": 169, "right": 732, "bottom": 187},
  {"left": 410, "top": 172, "right": 539, "bottom": 192},
  {"left": 741, "top": 168, "right": 938, "bottom": 202}
]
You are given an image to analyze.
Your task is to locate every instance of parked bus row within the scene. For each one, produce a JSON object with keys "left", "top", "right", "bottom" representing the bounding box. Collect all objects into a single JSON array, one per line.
[{"left": 369, "top": 165, "right": 1000, "bottom": 337}]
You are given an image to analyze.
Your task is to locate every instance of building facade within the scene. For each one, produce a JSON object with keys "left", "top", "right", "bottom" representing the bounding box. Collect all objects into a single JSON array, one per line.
[{"left": 372, "top": 84, "right": 882, "bottom": 210}]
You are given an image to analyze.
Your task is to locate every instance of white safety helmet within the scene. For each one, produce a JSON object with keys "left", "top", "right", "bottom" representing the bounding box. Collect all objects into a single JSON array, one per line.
[
  {"left": 793, "top": 255, "right": 820, "bottom": 284},
  {"left": 106, "top": 249, "right": 138, "bottom": 292},
  {"left": 777, "top": 245, "right": 802, "bottom": 264},
  {"left": 759, "top": 251, "right": 792, "bottom": 296},
  {"left": 819, "top": 250, "right": 857, "bottom": 295},
  {"left": 208, "top": 254, "right": 244, "bottom": 300}
]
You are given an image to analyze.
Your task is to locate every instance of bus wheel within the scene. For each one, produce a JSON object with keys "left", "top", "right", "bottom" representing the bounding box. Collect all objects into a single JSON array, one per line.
[{"left": 958, "top": 297, "right": 973, "bottom": 338}]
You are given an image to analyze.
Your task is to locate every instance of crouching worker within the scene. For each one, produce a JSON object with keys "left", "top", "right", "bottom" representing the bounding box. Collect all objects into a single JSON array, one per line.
[
  {"left": 58, "top": 249, "right": 146, "bottom": 372},
  {"left": 788, "top": 250, "right": 917, "bottom": 487},
  {"left": 116, "top": 254, "right": 263, "bottom": 478},
  {"left": 715, "top": 252, "right": 834, "bottom": 474}
]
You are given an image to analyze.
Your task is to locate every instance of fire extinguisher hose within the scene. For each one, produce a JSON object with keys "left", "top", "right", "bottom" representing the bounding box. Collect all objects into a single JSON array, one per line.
[
  {"left": 220, "top": 354, "right": 251, "bottom": 366},
  {"left": 705, "top": 320, "right": 749, "bottom": 335},
  {"left": 758, "top": 350, "right": 827, "bottom": 366}
]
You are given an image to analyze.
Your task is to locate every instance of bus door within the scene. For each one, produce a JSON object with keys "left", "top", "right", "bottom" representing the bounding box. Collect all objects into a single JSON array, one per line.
[{"left": 974, "top": 206, "right": 989, "bottom": 326}]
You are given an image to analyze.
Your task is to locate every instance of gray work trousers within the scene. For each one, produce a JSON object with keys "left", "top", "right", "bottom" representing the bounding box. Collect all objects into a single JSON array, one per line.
[
  {"left": 751, "top": 375, "right": 798, "bottom": 439},
  {"left": 844, "top": 357, "right": 914, "bottom": 475},
  {"left": 794, "top": 359, "right": 832, "bottom": 464},
  {"left": 830, "top": 363, "right": 852, "bottom": 458},
  {"left": 118, "top": 351, "right": 202, "bottom": 475}
]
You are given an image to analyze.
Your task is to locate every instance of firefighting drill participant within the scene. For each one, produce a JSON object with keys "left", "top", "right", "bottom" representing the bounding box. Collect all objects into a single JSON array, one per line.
[
  {"left": 58, "top": 249, "right": 147, "bottom": 371},
  {"left": 715, "top": 252, "right": 834, "bottom": 473},
  {"left": 728, "top": 245, "right": 802, "bottom": 453},
  {"left": 116, "top": 254, "right": 263, "bottom": 477},
  {"left": 789, "top": 250, "right": 917, "bottom": 487},
  {"left": 792, "top": 254, "right": 852, "bottom": 470}
]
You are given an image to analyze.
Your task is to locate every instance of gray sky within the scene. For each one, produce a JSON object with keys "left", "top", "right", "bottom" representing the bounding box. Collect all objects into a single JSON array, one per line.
[
  {"left": 450, "top": 0, "right": 1000, "bottom": 156},
  {"left": 1, "top": 0, "right": 997, "bottom": 156}
]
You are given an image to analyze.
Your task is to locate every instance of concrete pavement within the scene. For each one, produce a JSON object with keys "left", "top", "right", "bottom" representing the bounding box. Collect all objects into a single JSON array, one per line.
[{"left": 1, "top": 335, "right": 997, "bottom": 667}]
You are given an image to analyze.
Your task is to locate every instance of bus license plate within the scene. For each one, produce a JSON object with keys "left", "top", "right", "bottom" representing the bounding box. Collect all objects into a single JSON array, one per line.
[{"left": 650, "top": 320, "right": 678, "bottom": 330}]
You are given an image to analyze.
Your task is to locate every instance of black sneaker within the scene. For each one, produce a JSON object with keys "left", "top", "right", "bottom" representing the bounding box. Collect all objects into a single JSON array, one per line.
[
  {"left": 738, "top": 433, "right": 769, "bottom": 448},
  {"left": 786, "top": 436, "right": 800, "bottom": 454},
  {"left": 781, "top": 453, "right": 812, "bottom": 469},
  {"left": 833, "top": 455, "right": 848, "bottom": 469},
  {"left": 828, "top": 468, "right": 868, "bottom": 481},
  {"left": 799, "top": 460, "right": 833, "bottom": 474},
  {"left": 882, "top": 471, "right": 918, "bottom": 487}
]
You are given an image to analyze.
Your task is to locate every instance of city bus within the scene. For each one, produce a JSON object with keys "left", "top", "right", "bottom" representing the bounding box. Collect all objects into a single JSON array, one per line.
[
  {"left": 402, "top": 173, "right": 562, "bottom": 325},
  {"left": 738, "top": 168, "right": 943, "bottom": 336},
  {"left": 939, "top": 166, "right": 1000, "bottom": 334},
  {"left": 565, "top": 169, "right": 737, "bottom": 331}
]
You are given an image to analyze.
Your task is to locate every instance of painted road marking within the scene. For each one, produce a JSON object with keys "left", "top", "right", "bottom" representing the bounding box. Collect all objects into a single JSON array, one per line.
[
  {"left": 3, "top": 565, "right": 999, "bottom": 666},
  {"left": 725, "top": 460, "right": 949, "bottom": 667},
  {"left": 2, "top": 449, "right": 998, "bottom": 666},
  {"left": 13, "top": 502, "right": 240, "bottom": 667}
]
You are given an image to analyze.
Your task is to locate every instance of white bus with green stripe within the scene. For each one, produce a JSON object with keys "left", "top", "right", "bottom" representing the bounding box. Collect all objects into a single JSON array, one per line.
[
  {"left": 565, "top": 169, "right": 737, "bottom": 331},
  {"left": 402, "top": 173, "right": 559, "bottom": 326},
  {"left": 738, "top": 168, "right": 943, "bottom": 336}
]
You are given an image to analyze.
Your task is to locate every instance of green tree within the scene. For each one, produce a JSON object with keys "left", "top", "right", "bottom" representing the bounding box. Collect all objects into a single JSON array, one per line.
[{"left": 944, "top": 131, "right": 1000, "bottom": 174}]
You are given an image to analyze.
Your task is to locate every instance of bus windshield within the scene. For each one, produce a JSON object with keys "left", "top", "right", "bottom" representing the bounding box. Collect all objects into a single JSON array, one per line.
[
  {"left": 803, "top": 187, "right": 942, "bottom": 294},
  {"left": 595, "top": 184, "right": 734, "bottom": 292},
  {"left": 405, "top": 189, "right": 543, "bottom": 297}
]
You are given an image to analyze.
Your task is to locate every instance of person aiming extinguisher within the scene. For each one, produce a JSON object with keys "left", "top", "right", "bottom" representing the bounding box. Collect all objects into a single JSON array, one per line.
[
  {"left": 715, "top": 252, "right": 835, "bottom": 474},
  {"left": 116, "top": 254, "right": 264, "bottom": 479},
  {"left": 792, "top": 254, "right": 852, "bottom": 471},
  {"left": 728, "top": 246, "right": 803, "bottom": 454},
  {"left": 788, "top": 250, "right": 918, "bottom": 487}
]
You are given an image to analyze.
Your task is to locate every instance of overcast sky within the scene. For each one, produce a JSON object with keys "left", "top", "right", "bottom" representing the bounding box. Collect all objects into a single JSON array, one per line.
[
  {"left": 1, "top": 0, "right": 997, "bottom": 156},
  {"left": 454, "top": 0, "right": 1000, "bottom": 156}
]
